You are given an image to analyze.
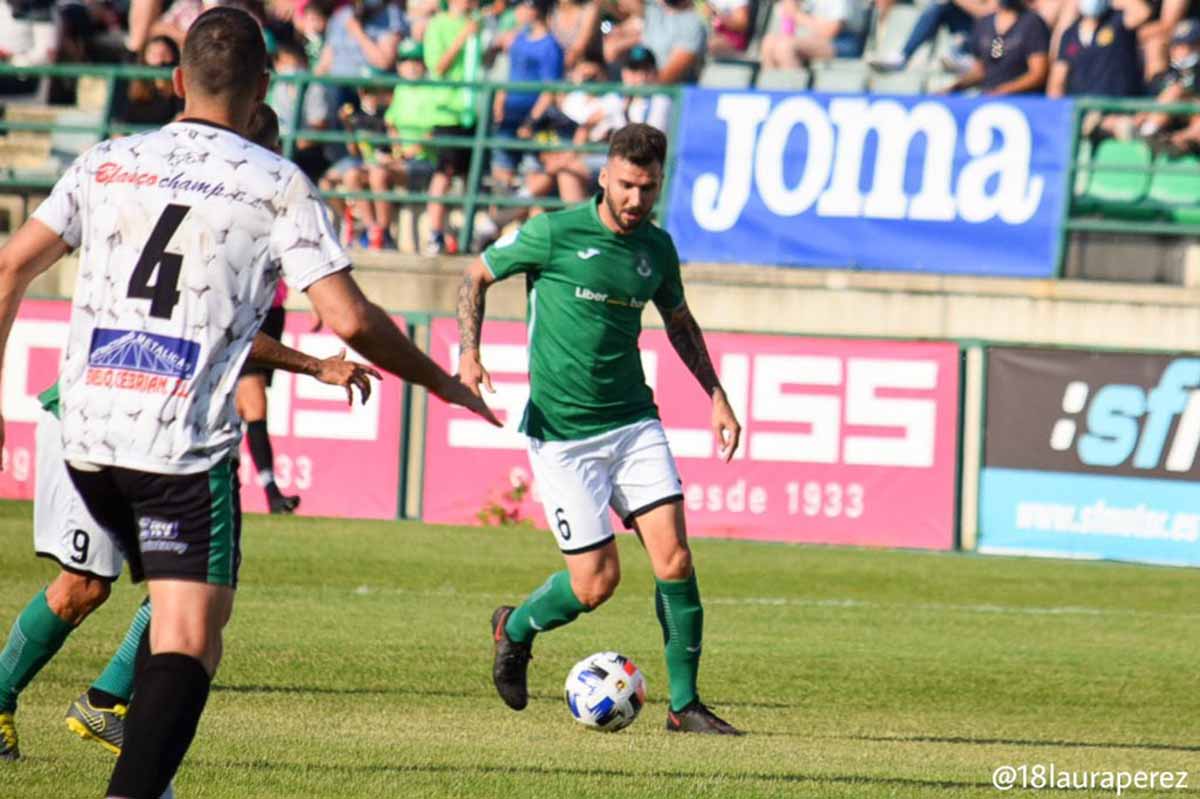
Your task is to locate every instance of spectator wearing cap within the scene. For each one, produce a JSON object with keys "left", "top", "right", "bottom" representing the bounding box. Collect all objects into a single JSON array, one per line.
[
  {"left": 1136, "top": 0, "right": 1200, "bottom": 80},
  {"left": 349, "top": 39, "right": 441, "bottom": 250},
  {"left": 1047, "top": 0, "right": 1150, "bottom": 98},
  {"left": 621, "top": 45, "right": 671, "bottom": 132},
  {"left": 492, "top": 0, "right": 565, "bottom": 189},
  {"left": 423, "top": 0, "right": 485, "bottom": 254},
  {"left": 704, "top": 0, "right": 753, "bottom": 56},
  {"left": 1137, "top": 19, "right": 1200, "bottom": 150},
  {"left": 605, "top": 0, "right": 708, "bottom": 84},
  {"left": 945, "top": 0, "right": 1050, "bottom": 95},
  {"left": 760, "top": 0, "right": 871, "bottom": 68}
]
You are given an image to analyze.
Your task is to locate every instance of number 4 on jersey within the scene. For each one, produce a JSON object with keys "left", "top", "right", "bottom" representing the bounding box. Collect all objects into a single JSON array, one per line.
[{"left": 128, "top": 203, "right": 189, "bottom": 319}]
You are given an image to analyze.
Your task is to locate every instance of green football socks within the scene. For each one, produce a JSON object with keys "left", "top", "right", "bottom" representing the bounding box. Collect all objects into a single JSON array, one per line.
[
  {"left": 656, "top": 573, "right": 704, "bottom": 712},
  {"left": 90, "top": 599, "right": 152, "bottom": 704},
  {"left": 505, "top": 571, "right": 589, "bottom": 644},
  {"left": 0, "top": 589, "right": 75, "bottom": 712}
]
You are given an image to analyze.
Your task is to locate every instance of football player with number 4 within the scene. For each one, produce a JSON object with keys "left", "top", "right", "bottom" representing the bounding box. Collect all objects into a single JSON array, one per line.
[
  {"left": 458, "top": 123, "right": 743, "bottom": 735},
  {"left": 0, "top": 8, "right": 498, "bottom": 798}
]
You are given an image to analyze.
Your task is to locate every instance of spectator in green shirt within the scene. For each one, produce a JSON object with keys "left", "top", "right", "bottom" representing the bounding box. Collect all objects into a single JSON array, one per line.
[
  {"left": 357, "top": 39, "right": 440, "bottom": 250},
  {"left": 423, "top": 0, "right": 485, "bottom": 254}
]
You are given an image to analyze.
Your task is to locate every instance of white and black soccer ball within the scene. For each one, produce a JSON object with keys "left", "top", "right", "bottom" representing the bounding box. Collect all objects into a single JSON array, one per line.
[{"left": 564, "top": 651, "right": 646, "bottom": 732}]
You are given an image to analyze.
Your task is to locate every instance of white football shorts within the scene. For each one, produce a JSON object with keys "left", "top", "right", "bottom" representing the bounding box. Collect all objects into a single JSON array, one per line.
[
  {"left": 527, "top": 418, "right": 684, "bottom": 554},
  {"left": 34, "top": 409, "right": 124, "bottom": 580}
]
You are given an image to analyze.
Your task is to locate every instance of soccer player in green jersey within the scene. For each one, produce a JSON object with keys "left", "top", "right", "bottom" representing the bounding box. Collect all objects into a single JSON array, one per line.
[{"left": 457, "top": 123, "right": 743, "bottom": 735}]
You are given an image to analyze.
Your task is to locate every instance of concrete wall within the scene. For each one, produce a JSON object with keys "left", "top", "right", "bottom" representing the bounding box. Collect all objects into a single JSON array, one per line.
[{"left": 27, "top": 249, "right": 1200, "bottom": 352}]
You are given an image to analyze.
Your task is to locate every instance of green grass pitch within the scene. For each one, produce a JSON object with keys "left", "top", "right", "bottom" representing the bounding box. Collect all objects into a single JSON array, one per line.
[{"left": 0, "top": 500, "right": 1196, "bottom": 798}]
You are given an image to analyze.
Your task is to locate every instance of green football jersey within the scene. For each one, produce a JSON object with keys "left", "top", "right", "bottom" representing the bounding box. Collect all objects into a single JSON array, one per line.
[{"left": 482, "top": 197, "right": 685, "bottom": 442}]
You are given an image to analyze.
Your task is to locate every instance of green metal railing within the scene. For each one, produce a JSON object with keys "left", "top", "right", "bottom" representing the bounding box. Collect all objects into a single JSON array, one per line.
[
  {"left": 1057, "top": 96, "right": 1200, "bottom": 275},
  {"left": 0, "top": 63, "right": 681, "bottom": 249}
]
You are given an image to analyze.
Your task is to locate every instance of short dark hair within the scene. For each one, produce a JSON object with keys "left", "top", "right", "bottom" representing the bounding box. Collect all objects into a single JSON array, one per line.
[
  {"left": 608, "top": 123, "right": 666, "bottom": 168},
  {"left": 181, "top": 7, "right": 267, "bottom": 100},
  {"left": 247, "top": 104, "right": 280, "bottom": 151}
]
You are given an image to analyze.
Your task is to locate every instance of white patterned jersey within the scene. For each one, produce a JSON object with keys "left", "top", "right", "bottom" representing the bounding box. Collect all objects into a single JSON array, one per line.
[{"left": 32, "top": 119, "right": 350, "bottom": 475}]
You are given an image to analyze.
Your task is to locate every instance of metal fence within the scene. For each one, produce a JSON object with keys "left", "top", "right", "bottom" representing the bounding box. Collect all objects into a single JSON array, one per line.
[{"left": 0, "top": 63, "right": 682, "bottom": 249}]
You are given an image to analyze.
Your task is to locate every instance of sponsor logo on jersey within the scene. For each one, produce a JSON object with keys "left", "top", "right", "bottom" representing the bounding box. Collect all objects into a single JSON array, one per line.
[
  {"left": 86, "top": 328, "right": 199, "bottom": 397},
  {"left": 573, "top": 287, "right": 647, "bottom": 309},
  {"left": 138, "top": 516, "right": 188, "bottom": 554},
  {"left": 577, "top": 248, "right": 601, "bottom": 260},
  {"left": 95, "top": 162, "right": 228, "bottom": 200},
  {"left": 89, "top": 329, "right": 199, "bottom": 379}
]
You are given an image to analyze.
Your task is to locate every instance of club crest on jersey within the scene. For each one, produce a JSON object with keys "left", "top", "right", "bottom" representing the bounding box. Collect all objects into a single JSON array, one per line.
[{"left": 634, "top": 253, "right": 652, "bottom": 278}]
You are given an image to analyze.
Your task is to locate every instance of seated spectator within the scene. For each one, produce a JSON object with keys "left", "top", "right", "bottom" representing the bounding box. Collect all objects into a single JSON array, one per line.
[
  {"left": 423, "top": 0, "right": 485, "bottom": 254},
  {"left": 1137, "top": 19, "right": 1200, "bottom": 151},
  {"left": 1136, "top": 0, "right": 1200, "bottom": 79},
  {"left": 945, "top": 0, "right": 1050, "bottom": 95},
  {"left": 870, "top": 0, "right": 995, "bottom": 72},
  {"left": 115, "top": 35, "right": 182, "bottom": 125},
  {"left": 549, "top": 0, "right": 602, "bottom": 68},
  {"left": 319, "top": 85, "right": 390, "bottom": 246},
  {"left": 362, "top": 40, "right": 441, "bottom": 249},
  {"left": 705, "top": 0, "right": 753, "bottom": 56},
  {"left": 760, "top": 0, "right": 870, "bottom": 68},
  {"left": 1047, "top": 0, "right": 1150, "bottom": 99},
  {"left": 268, "top": 39, "right": 331, "bottom": 181},
  {"left": 492, "top": 0, "right": 564, "bottom": 189},
  {"left": 605, "top": 0, "right": 708, "bottom": 84}
]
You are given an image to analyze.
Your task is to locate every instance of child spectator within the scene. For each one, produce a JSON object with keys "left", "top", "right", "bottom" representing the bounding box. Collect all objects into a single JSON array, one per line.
[
  {"left": 320, "top": 84, "right": 390, "bottom": 246},
  {"left": 359, "top": 39, "right": 441, "bottom": 250},
  {"left": 1138, "top": 19, "right": 1200, "bottom": 152},
  {"left": 299, "top": 0, "right": 334, "bottom": 64},
  {"left": 423, "top": 0, "right": 484, "bottom": 254},
  {"left": 621, "top": 45, "right": 671, "bottom": 132}
]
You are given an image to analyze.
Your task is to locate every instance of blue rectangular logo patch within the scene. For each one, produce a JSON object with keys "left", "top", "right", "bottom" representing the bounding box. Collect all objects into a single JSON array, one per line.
[{"left": 88, "top": 328, "right": 200, "bottom": 379}]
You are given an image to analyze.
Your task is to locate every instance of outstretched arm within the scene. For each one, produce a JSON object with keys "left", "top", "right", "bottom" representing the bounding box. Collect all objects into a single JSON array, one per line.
[
  {"left": 658, "top": 301, "right": 741, "bottom": 462},
  {"left": 456, "top": 258, "right": 497, "bottom": 398},
  {"left": 305, "top": 270, "right": 501, "bottom": 426},
  {"left": 247, "top": 332, "right": 381, "bottom": 406}
]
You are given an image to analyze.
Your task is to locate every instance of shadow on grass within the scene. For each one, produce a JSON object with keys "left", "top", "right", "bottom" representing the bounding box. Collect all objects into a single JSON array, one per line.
[
  {"left": 847, "top": 734, "right": 1200, "bottom": 754},
  {"left": 212, "top": 683, "right": 797, "bottom": 709},
  {"left": 196, "top": 757, "right": 993, "bottom": 792}
]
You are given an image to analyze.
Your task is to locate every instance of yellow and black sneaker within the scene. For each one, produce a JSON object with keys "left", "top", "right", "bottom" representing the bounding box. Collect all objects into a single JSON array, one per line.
[
  {"left": 665, "top": 700, "right": 743, "bottom": 736},
  {"left": 64, "top": 693, "right": 127, "bottom": 755},
  {"left": 490, "top": 606, "right": 532, "bottom": 711},
  {"left": 0, "top": 712, "right": 19, "bottom": 760}
]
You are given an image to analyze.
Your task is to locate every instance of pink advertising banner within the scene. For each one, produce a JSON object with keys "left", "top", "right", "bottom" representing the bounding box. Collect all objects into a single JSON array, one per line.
[
  {"left": 0, "top": 300, "right": 404, "bottom": 520},
  {"left": 421, "top": 317, "right": 960, "bottom": 549}
]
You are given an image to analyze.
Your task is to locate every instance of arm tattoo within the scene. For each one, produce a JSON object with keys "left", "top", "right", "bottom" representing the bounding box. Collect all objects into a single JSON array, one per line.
[
  {"left": 664, "top": 304, "right": 721, "bottom": 397},
  {"left": 457, "top": 271, "right": 487, "bottom": 356}
]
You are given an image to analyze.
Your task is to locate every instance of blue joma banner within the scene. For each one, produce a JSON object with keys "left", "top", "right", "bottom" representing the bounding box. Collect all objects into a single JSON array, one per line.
[{"left": 666, "top": 89, "right": 1074, "bottom": 277}]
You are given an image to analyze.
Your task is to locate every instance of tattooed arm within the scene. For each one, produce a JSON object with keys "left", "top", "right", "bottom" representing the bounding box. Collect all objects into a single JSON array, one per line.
[
  {"left": 456, "top": 258, "right": 497, "bottom": 397},
  {"left": 658, "top": 300, "right": 742, "bottom": 462},
  {"left": 246, "top": 332, "right": 382, "bottom": 406}
]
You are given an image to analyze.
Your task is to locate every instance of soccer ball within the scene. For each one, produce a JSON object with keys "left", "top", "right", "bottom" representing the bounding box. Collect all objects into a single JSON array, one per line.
[{"left": 564, "top": 651, "right": 646, "bottom": 732}]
